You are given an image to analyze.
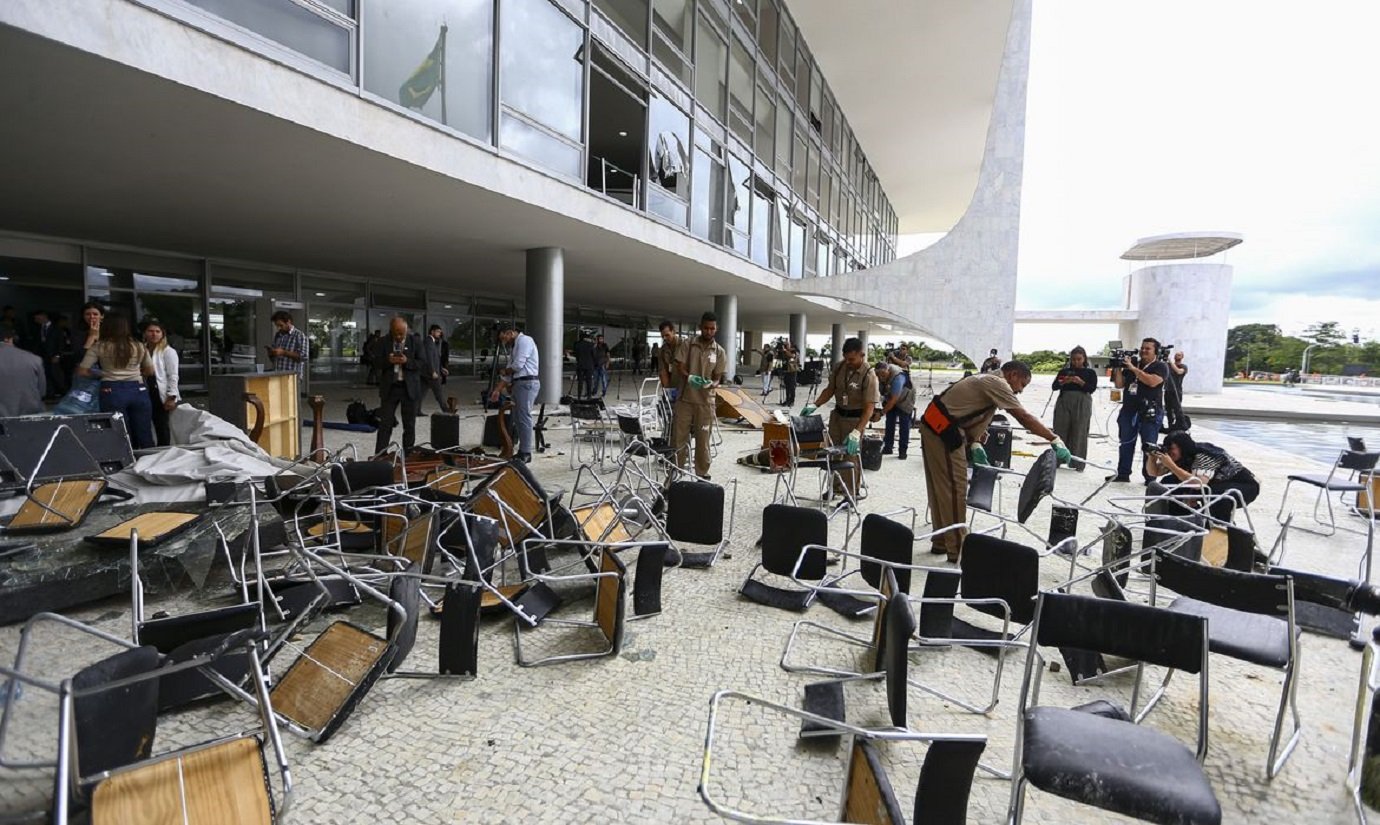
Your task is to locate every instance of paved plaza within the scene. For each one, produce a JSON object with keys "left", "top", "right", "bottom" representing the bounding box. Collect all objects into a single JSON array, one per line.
[{"left": 2, "top": 373, "right": 1378, "bottom": 823}]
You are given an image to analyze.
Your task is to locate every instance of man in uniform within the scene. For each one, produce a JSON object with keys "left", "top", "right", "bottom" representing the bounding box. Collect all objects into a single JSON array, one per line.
[
  {"left": 800, "top": 337, "right": 879, "bottom": 492},
  {"left": 671, "top": 312, "right": 726, "bottom": 479},
  {"left": 656, "top": 320, "right": 685, "bottom": 434},
  {"left": 919, "top": 360, "right": 1072, "bottom": 561},
  {"left": 781, "top": 341, "right": 800, "bottom": 406}
]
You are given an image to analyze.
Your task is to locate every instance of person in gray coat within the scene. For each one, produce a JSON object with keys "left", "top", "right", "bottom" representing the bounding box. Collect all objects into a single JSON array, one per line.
[{"left": 0, "top": 327, "right": 46, "bottom": 417}]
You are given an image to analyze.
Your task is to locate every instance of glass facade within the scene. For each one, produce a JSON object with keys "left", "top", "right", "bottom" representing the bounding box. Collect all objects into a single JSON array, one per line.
[{"left": 147, "top": 0, "right": 901, "bottom": 273}]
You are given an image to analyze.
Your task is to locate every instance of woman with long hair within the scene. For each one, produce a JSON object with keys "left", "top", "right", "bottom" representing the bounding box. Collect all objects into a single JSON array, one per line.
[
  {"left": 1051, "top": 345, "right": 1097, "bottom": 470},
  {"left": 142, "top": 318, "right": 180, "bottom": 446},
  {"left": 1146, "top": 430, "right": 1259, "bottom": 525},
  {"left": 76, "top": 310, "right": 156, "bottom": 449}
]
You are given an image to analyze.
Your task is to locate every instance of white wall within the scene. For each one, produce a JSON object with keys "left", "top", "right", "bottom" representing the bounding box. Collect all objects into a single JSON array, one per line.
[{"left": 1123, "top": 263, "right": 1232, "bottom": 394}]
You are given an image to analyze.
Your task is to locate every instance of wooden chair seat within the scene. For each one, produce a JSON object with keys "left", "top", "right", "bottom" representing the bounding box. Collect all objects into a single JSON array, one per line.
[
  {"left": 478, "top": 583, "right": 530, "bottom": 613},
  {"left": 270, "top": 621, "right": 390, "bottom": 742},
  {"left": 572, "top": 502, "right": 632, "bottom": 543},
  {"left": 305, "top": 519, "right": 371, "bottom": 538},
  {"left": 6, "top": 478, "right": 106, "bottom": 532},
  {"left": 86, "top": 512, "right": 202, "bottom": 548},
  {"left": 92, "top": 736, "right": 273, "bottom": 825}
]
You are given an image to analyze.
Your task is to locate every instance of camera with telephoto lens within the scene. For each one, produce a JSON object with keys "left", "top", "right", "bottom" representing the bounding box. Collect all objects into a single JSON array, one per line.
[{"left": 1110, "top": 348, "right": 1139, "bottom": 365}]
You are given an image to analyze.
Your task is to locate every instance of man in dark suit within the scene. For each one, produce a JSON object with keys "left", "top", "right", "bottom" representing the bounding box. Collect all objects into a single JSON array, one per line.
[
  {"left": 372, "top": 316, "right": 423, "bottom": 454},
  {"left": 31, "top": 311, "right": 67, "bottom": 398},
  {"left": 573, "top": 331, "right": 596, "bottom": 398},
  {"left": 420, "top": 324, "right": 450, "bottom": 412}
]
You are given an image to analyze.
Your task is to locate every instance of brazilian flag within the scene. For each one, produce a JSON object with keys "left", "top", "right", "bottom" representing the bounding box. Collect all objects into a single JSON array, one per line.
[{"left": 399, "top": 27, "right": 446, "bottom": 111}]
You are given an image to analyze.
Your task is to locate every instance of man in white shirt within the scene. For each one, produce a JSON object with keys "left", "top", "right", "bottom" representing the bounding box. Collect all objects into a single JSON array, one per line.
[{"left": 490, "top": 322, "right": 540, "bottom": 463}]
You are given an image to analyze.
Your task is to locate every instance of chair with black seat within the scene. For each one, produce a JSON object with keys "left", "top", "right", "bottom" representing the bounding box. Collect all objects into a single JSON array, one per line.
[
  {"left": 699, "top": 687, "right": 986, "bottom": 824},
  {"left": 513, "top": 541, "right": 627, "bottom": 666},
  {"left": 569, "top": 399, "right": 617, "bottom": 469},
  {"left": 1008, "top": 591, "right": 1219, "bottom": 825},
  {"left": 811, "top": 511, "right": 918, "bottom": 618},
  {"left": 661, "top": 476, "right": 737, "bottom": 568},
  {"left": 50, "top": 630, "right": 292, "bottom": 825},
  {"left": 1277, "top": 449, "right": 1380, "bottom": 536},
  {"left": 740, "top": 504, "right": 830, "bottom": 612},
  {"left": 1150, "top": 548, "right": 1302, "bottom": 778}
]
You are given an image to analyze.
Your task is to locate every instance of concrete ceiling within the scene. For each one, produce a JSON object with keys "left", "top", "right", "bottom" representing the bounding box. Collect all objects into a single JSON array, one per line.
[
  {"left": 785, "top": 0, "right": 1014, "bottom": 234},
  {"left": 0, "top": 24, "right": 875, "bottom": 334}
]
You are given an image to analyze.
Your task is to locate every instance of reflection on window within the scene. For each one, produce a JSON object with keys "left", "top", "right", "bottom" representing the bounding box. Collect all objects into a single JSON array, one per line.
[
  {"left": 691, "top": 148, "right": 725, "bottom": 243},
  {"left": 758, "top": 0, "right": 779, "bottom": 69},
  {"left": 770, "top": 192, "right": 787, "bottom": 272},
  {"left": 648, "top": 93, "right": 690, "bottom": 201},
  {"left": 363, "top": 0, "right": 493, "bottom": 141},
  {"left": 501, "top": 113, "right": 582, "bottom": 178},
  {"left": 594, "top": 0, "right": 648, "bottom": 48},
  {"left": 788, "top": 219, "right": 804, "bottom": 279},
  {"left": 818, "top": 237, "right": 831, "bottom": 277},
  {"left": 727, "top": 37, "right": 753, "bottom": 144},
  {"left": 182, "top": 0, "right": 351, "bottom": 73},
  {"left": 653, "top": 0, "right": 691, "bottom": 53},
  {"left": 754, "top": 86, "right": 774, "bottom": 162},
  {"left": 500, "top": 0, "right": 583, "bottom": 142},
  {"left": 693, "top": 16, "right": 727, "bottom": 120}
]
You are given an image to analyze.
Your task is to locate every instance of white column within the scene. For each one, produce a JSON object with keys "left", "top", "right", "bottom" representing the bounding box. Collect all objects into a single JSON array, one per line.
[
  {"left": 789, "top": 313, "right": 807, "bottom": 354},
  {"left": 525, "top": 247, "right": 564, "bottom": 405},
  {"left": 857, "top": 330, "right": 869, "bottom": 353},
  {"left": 714, "top": 294, "right": 738, "bottom": 380},
  {"left": 831, "top": 323, "right": 845, "bottom": 366}
]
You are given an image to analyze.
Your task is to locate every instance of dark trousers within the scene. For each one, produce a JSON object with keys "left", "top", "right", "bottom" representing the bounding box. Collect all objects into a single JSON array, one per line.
[
  {"left": 46, "top": 359, "right": 68, "bottom": 397},
  {"left": 1209, "top": 477, "right": 1260, "bottom": 524},
  {"left": 576, "top": 368, "right": 595, "bottom": 398},
  {"left": 421, "top": 377, "right": 445, "bottom": 412},
  {"left": 884, "top": 408, "right": 911, "bottom": 456},
  {"left": 375, "top": 384, "right": 417, "bottom": 454},
  {"left": 1116, "top": 405, "right": 1163, "bottom": 479},
  {"left": 146, "top": 376, "right": 171, "bottom": 446},
  {"left": 100, "top": 380, "right": 154, "bottom": 450},
  {"left": 783, "top": 372, "right": 797, "bottom": 405}
]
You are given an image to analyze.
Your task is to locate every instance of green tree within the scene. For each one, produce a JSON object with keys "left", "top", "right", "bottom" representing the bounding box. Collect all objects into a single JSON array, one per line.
[
  {"left": 1224, "top": 323, "right": 1281, "bottom": 377},
  {"left": 1302, "top": 320, "right": 1347, "bottom": 347}
]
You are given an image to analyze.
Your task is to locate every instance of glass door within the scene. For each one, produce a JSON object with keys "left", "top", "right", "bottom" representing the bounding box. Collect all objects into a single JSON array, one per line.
[{"left": 307, "top": 304, "right": 367, "bottom": 384}]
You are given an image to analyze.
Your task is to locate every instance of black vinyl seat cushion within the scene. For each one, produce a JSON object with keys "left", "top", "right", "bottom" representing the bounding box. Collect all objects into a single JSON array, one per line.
[
  {"left": 797, "top": 458, "right": 854, "bottom": 472},
  {"left": 1285, "top": 473, "right": 1364, "bottom": 491},
  {"left": 1022, "top": 707, "right": 1221, "bottom": 825},
  {"left": 740, "top": 578, "right": 814, "bottom": 612},
  {"left": 1166, "top": 597, "right": 1292, "bottom": 668}
]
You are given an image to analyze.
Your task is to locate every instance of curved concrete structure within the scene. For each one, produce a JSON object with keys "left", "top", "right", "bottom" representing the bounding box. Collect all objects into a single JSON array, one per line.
[
  {"left": 785, "top": 0, "right": 1031, "bottom": 363},
  {"left": 1119, "top": 262, "right": 1233, "bottom": 395}
]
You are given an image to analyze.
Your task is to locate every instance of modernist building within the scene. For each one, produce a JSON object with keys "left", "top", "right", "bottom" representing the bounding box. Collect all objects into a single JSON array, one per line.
[{"left": 0, "top": 0, "right": 1029, "bottom": 401}]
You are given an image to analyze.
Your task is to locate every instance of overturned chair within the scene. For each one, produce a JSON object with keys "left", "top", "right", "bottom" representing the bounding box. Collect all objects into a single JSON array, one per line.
[
  {"left": 740, "top": 503, "right": 830, "bottom": 612},
  {"left": 512, "top": 539, "right": 630, "bottom": 666},
  {"left": 699, "top": 688, "right": 986, "bottom": 824}
]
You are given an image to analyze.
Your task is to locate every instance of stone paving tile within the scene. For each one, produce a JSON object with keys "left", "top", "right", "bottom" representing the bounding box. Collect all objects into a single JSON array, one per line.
[{"left": 1, "top": 377, "right": 1376, "bottom": 823}]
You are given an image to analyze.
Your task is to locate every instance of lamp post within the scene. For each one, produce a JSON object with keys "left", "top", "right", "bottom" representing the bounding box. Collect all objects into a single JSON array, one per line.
[{"left": 1302, "top": 343, "right": 1320, "bottom": 376}]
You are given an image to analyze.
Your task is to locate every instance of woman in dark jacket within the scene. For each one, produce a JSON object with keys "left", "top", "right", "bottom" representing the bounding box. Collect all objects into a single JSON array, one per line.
[
  {"left": 1051, "top": 346, "right": 1097, "bottom": 470},
  {"left": 1147, "top": 430, "right": 1259, "bottom": 525}
]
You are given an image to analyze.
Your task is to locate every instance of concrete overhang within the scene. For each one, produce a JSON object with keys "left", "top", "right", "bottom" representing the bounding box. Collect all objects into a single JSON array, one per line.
[
  {"left": 786, "top": 0, "right": 1015, "bottom": 234},
  {"left": 1014, "top": 310, "right": 1140, "bottom": 323}
]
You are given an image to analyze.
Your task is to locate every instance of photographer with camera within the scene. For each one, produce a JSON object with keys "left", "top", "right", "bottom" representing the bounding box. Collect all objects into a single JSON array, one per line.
[
  {"left": 1163, "top": 349, "right": 1188, "bottom": 432},
  {"left": 1146, "top": 431, "right": 1259, "bottom": 525},
  {"left": 1109, "top": 337, "right": 1169, "bottom": 483}
]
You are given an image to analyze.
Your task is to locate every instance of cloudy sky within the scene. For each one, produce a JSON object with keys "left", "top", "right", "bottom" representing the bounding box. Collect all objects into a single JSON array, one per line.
[{"left": 924, "top": 1, "right": 1380, "bottom": 354}]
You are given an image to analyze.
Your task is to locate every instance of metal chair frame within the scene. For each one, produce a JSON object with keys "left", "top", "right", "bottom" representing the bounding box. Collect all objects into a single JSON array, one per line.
[
  {"left": 1276, "top": 449, "right": 1380, "bottom": 537},
  {"left": 512, "top": 539, "right": 629, "bottom": 667},
  {"left": 699, "top": 688, "right": 986, "bottom": 825},
  {"left": 1007, "top": 591, "right": 1213, "bottom": 824}
]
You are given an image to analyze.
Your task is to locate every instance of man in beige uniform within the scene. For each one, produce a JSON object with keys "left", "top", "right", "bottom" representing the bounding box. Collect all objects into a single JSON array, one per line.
[
  {"left": 919, "top": 360, "right": 1072, "bottom": 561},
  {"left": 672, "top": 312, "right": 726, "bottom": 478},
  {"left": 657, "top": 319, "right": 686, "bottom": 435},
  {"left": 801, "top": 337, "right": 879, "bottom": 492}
]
